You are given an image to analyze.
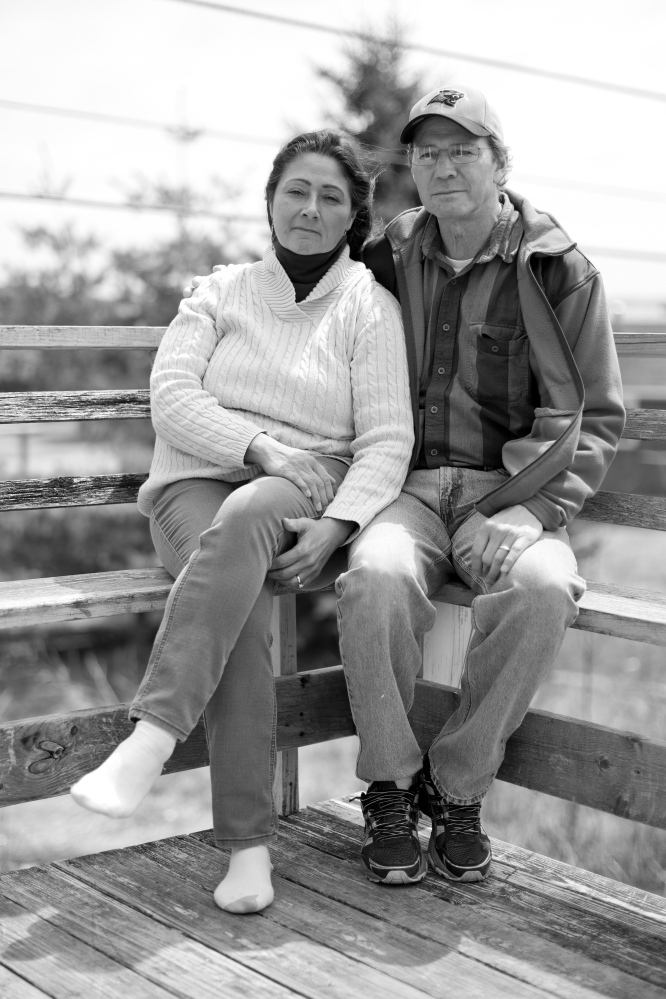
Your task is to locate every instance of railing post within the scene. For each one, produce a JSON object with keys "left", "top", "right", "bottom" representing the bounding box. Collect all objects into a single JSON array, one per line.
[
  {"left": 271, "top": 593, "right": 299, "bottom": 815},
  {"left": 422, "top": 600, "right": 473, "bottom": 687}
]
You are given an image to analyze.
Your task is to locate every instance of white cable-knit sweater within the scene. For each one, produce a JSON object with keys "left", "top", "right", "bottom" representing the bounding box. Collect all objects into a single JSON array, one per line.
[{"left": 137, "top": 245, "right": 414, "bottom": 533}]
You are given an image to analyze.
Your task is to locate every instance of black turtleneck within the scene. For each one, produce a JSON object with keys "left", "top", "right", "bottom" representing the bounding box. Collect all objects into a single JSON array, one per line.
[{"left": 273, "top": 235, "right": 347, "bottom": 302}]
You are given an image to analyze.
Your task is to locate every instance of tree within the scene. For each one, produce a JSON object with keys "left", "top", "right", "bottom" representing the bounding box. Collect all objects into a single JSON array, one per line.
[{"left": 317, "top": 23, "right": 425, "bottom": 226}]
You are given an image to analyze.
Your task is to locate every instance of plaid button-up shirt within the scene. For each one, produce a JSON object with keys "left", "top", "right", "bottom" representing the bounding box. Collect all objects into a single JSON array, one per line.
[{"left": 415, "top": 196, "right": 539, "bottom": 471}]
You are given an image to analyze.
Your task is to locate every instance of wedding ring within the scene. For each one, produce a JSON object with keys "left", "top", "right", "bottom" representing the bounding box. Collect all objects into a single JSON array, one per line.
[
  {"left": 296, "top": 574, "right": 304, "bottom": 589},
  {"left": 498, "top": 545, "right": 511, "bottom": 552}
]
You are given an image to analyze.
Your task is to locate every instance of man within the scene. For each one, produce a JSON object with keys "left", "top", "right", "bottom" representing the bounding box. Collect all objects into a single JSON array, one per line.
[
  {"left": 328, "top": 85, "right": 624, "bottom": 886},
  {"left": 188, "top": 86, "right": 625, "bottom": 887}
]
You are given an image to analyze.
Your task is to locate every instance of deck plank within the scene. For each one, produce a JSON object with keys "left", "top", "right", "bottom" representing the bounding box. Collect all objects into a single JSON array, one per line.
[
  {"left": 134, "top": 833, "right": 553, "bottom": 999},
  {"left": 295, "top": 802, "right": 666, "bottom": 990},
  {"left": 0, "top": 864, "right": 294, "bottom": 999},
  {"left": 53, "top": 843, "right": 435, "bottom": 999},
  {"left": 0, "top": 893, "right": 174, "bottom": 999},
  {"left": 0, "top": 965, "right": 52, "bottom": 999}
]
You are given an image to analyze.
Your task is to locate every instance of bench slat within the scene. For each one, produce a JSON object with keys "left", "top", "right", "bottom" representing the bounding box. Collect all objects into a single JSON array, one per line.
[
  {"left": 2, "top": 394, "right": 664, "bottom": 442},
  {"left": 1, "top": 567, "right": 666, "bottom": 647},
  {"left": 2, "top": 667, "right": 664, "bottom": 828},
  {"left": 623, "top": 408, "right": 666, "bottom": 440},
  {"left": 0, "top": 390, "right": 150, "bottom": 423},
  {"left": 0, "top": 473, "right": 148, "bottom": 510},
  {"left": 3, "top": 476, "right": 664, "bottom": 534},
  {"left": 579, "top": 490, "right": 666, "bottom": 531},
  {"left": 2, "top": 326, "right": 666, "bottom": 356},
  {"left": 0, "top": 326, "right": 165, "bottom": 349}
]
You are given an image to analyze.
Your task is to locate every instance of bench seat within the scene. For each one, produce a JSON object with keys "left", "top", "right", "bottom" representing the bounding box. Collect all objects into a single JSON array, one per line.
[
  {"left": 2, "top": 566, "right": 666, "bottom": 646},
  {"left": 1, "top": 798, "right": 664, "bottom": 999}
]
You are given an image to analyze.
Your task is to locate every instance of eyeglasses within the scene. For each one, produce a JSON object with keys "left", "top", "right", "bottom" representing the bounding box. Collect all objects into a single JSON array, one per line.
[{"left": 410, "top": 142, "right": 486, "bottom": 166}]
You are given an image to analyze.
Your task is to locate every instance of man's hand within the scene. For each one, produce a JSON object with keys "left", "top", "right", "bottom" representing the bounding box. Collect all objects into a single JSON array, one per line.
[
  {"left": 268, "top": 517, "right": 355, "bottom": 588},
  {"left": 246, "top": 434, "right": 338, "bottom": 513},
  {"left": 182, "top": 264, "right": 224, "bottom": 298},
  {"left": 471, "top": 504, "right": 543, "bottom": 587}
]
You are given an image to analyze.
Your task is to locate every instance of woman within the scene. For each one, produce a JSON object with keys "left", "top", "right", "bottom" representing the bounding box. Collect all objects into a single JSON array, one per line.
[{"left": 70, "top": 129, "right": 413, "bottom": 914}]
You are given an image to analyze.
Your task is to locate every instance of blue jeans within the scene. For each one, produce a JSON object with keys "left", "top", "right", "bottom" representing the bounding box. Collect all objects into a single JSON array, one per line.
[
  {"left": 131, "top": 459, "right": 347, "bottom": 848},
  {"left": 336, "top": 467, "right": 585, "bottom": 804}
]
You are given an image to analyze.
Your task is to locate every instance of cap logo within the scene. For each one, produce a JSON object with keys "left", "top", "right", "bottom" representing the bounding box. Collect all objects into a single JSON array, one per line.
[{"left": 426, "top": 90, "right": 465, "bottom": 108}]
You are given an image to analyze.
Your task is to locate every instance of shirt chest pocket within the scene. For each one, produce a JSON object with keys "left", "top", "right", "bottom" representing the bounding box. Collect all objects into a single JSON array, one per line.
[{"left": 463, "top": 323, "right": 530, "bottom": 407}]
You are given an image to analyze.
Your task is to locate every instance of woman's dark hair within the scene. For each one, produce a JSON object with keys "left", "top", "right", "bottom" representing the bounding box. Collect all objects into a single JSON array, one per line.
[{"left": 265, "top": 129, "right": 375, "bottom": 260}]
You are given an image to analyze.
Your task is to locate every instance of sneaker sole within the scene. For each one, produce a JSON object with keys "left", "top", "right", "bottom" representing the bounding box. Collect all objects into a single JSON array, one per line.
[
  {"left": 360, "top": 855, "right": 427, "bottom": 885},
  {"left": 427, "top": 836, "right": 491, "bottom": 883}
]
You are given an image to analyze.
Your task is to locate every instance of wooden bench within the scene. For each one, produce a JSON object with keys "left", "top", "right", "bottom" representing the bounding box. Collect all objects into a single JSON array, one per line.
[{"left": 1, "top": 324, "right": 665, "bottom": 999}]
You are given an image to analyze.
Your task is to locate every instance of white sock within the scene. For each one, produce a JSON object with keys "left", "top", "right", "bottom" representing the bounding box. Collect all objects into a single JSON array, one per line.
[
  {"left": 214, "top": 845, "right": 274, "bottom": 914},
  {"left": 70, "top": 719, "right": 176, "bottom": 819}
]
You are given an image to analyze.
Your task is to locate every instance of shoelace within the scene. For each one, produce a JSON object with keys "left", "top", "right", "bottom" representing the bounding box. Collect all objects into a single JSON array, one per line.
[
  {"left": 439, "top": 801, "right": 482, "bottom": 838},
  {"left": 359, "top": 788, "right": 417, "bottom": 840}
]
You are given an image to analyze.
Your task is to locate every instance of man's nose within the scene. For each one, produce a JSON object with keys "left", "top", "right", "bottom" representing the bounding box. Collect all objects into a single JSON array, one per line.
[{"left": 434, "top": 152, "right": 457, "bottom": 178}]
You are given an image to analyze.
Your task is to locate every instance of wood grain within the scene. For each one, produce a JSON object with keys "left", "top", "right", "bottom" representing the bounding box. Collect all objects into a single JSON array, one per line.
[
  {"left": 613, "top": 332, "right": 666, "bottom": 356},
  {"left": 2, "top": 667, "right": 665, "bottom": 828},
  {"left": 0, "top": 325, "right": 166, "bottom": 349},
  {"left": 623, "top": 409, "right": 666, "bottom": 440},
  {"left": 0, "top": 865, "right": 293, "bottom": 999},
  {"left": 579, "top": 490, "right": 666, "bottom": 531},
  {"left": 0, "top": 389, "right": 150, "bottom": 423},
  {"left": 1, "top": 327, "right": 662, "bottom": 356},
  {"left": 272, "top": 594, "right": 299, "bottom": 817},
  {"left": 0, "top": 473, "right": 147, "bottom": 510}
]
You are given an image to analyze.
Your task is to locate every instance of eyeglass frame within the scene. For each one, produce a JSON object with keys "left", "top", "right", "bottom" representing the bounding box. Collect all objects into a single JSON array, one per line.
[{"left": 408, "top": 141, "right": 491, "bottom": 167}]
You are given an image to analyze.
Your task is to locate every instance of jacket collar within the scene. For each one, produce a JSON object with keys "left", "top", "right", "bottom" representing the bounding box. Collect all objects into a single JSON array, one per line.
[{"left": 385, "top": 189, "right": 576, "bottom": 262}]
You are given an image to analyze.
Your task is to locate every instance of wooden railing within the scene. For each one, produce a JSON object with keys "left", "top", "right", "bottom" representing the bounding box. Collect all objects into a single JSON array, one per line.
[{"left": 1, "top": 326, "right": 665, "bottom": 831}]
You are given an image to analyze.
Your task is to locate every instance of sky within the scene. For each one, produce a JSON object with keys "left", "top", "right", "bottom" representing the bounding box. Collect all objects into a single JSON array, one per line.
[{"left": 2, "top": 0, "right": 666, "bottom": 306}]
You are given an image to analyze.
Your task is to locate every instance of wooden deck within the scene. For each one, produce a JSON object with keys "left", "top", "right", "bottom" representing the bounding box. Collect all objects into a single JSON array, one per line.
[{"left": 1, "top": 799, "right": 665, "bottom": 999}]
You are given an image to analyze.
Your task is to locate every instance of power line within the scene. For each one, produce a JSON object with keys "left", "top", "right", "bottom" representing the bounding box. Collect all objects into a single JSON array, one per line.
[
  {"left": 0, "top": 99, "right": 280, "bottom": 146},
  {"left": 0, "top": 191, "right": 267, "bottom": 224},
  {"left": 3, "top": 98, "right": 666, "bottom": 208},
  {"left": 165, "top": 0, "right": 666, "bottom": 104},
  {"left": 0, "top": 190, "right": 663, "bottom": 263}
]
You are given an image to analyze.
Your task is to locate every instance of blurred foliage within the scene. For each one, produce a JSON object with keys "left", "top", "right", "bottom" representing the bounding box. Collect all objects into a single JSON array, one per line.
[{"left": 317, "top": 20, "right": 423, "bottom": 226}]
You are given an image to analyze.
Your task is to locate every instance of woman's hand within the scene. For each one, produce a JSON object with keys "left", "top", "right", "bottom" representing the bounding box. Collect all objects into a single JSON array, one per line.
[
  {"left": 246, "top": 434, "right": 338, "bottom": 514},
  {"left": 268, "top": 517, "right": 355, "bottom": 588}
]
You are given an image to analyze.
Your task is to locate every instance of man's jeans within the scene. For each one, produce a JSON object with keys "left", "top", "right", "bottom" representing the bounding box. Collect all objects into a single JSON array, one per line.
[
  {"left": 336, "top": 467, "right": 585, "bottom": 804},
  {"left": 130, "top": 458, "right": 347, "bottom": 849}
]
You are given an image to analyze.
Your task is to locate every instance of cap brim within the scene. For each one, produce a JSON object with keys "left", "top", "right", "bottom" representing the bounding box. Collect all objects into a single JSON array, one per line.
[{"left": 400, "top": 112, "right": 491, "bottom": 145}]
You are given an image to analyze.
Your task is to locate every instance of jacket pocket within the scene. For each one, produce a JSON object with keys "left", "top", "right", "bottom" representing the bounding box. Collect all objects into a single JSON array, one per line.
[{"left": 464, "top": 324, "right": 530, "bottom": 407}]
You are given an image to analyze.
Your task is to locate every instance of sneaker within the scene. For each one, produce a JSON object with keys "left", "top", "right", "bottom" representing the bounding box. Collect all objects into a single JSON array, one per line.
[
  {"left": 358, "top": 780, "right": 427, "bottom": 885},
  {"left": 419, "top": 756, "right": 492, "bottom": 882}
]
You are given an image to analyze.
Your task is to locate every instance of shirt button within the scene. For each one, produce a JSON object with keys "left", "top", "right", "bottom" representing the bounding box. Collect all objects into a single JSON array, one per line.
[
  {"left": 438, "top": 367, "right": 445, "bottom": 375},
  {"left": 430, "top": 448, "right": 438, "bottom": 456},
  {"left": 450, "top": 279, "right": 457, "bottom": 285},
  {"left": 491, "top": 344, "right": 499, "bottom": 352},
  {"left": 442, "top": 324, "right": 450, "bottom": 331},
  {"left": 430, "top": 406, "right": 438, "bottom": 413}
]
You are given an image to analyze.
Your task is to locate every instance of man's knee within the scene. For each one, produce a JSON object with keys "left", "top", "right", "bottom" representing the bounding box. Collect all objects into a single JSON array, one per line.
[{"left": 496, "top": 537, "right": 585, "bottom": 623}]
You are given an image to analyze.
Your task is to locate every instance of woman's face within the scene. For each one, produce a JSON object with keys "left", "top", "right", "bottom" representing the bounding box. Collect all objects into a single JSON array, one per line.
[{"left": 271, "top": 152, "right": 356, "bottom": 255}]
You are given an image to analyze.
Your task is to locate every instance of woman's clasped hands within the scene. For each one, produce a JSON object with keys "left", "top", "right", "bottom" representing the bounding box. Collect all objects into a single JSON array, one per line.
[{"left": 246, "top": 432, "right": 355, "bottom": 587}]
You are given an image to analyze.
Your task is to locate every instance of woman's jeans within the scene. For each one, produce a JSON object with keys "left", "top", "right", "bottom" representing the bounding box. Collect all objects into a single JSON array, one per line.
[
  {"left": 131, "top": 458, "right": 347, "bottom": 849},
  {"left": 336, "top": 467, "right": 586, "bottom": 805}
]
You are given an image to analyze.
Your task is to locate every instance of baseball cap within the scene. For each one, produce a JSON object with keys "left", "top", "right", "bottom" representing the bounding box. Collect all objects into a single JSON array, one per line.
[{"left": 400, "top": 86, "right": 504, "bottom": 144}]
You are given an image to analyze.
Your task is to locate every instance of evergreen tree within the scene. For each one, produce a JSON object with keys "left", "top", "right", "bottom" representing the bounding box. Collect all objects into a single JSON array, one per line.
[{"left": 317, "top": 24, "right": 424, "bottom": 226}]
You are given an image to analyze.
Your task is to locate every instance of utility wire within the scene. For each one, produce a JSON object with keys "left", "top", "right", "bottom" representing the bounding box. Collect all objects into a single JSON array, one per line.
[
  {"left": 3, "top": 98, "right": 666, "bottom": 207},
  {"left": 0, "top": 190, "right": 663, "bottom": 262},
  {"left": 0, "top": 99, "right": 280, "bottom": 146},
  {"left": 0, "top": 191, "right": 267, "bottom": 224},
  {"left": 164, "top": 0, "right": 666, "bottom": 104}
]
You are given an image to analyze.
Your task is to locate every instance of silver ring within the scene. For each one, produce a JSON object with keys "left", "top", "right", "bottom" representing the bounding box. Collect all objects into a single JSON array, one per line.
[
  {"left": 296, "top": 574, "right": 304, "bottom": 589},
  {"left": 498, "top": 545, "right": 511, "bottom": 552}
]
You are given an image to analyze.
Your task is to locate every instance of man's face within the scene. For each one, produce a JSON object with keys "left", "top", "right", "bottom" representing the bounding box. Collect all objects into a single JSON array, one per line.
[{"left": 410, "top": 117, "right": 502, "bottom": 223}]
